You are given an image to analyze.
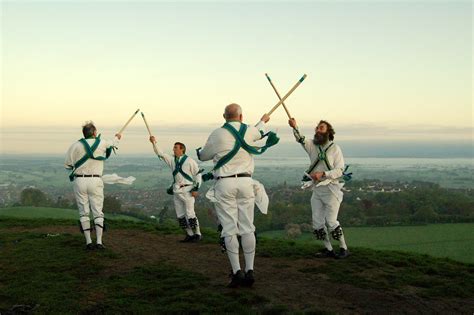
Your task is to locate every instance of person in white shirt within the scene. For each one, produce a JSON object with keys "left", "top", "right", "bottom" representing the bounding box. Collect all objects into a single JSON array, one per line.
[
  {"left": 198, "top": 103, "right": 274, "bottom": 288},
  {"left": 149, "top": 136, "right": 203, "bottom": 242},
  {"left": 289, "top": 118, "right": 350, "bottom": 259},
  {"left": 65, "top": 121, "right": 121, "bottom": 250}
]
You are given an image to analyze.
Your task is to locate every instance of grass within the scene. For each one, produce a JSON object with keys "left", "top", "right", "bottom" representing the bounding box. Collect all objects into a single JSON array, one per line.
[
  {"left": 0, "top": 228, "right": 273, "bottom": 314},
  {"left": 296, "top": 247, "right": 474, "bottom": 299},
  {"left": 0, "top": 206, "right": 142, "bottom": 222},
  {"left": 259, "top": 223, "right": 474, "bottom": 264},
  {"left": 255, "top": 236, "right": 474, "bottom": 300},
  {"left": 1, "top": 217, "right": 473, "bottom": 313}
]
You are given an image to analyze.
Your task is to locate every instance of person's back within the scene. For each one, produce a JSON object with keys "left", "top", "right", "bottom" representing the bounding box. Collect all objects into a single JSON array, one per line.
[
  {"left": 65, "top": 137, "right": 117, "bottom": 176},
  {"left": 65, "top": 121, "right": 121, "bottom": 251},
  {"left": 198, "top": 103, "right": 273, "bottom": 288},
  {"left": 199, "top": 120, "right": 266, "bottom": 177}
]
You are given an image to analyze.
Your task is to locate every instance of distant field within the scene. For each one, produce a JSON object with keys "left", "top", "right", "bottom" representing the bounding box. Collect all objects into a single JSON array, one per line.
[
  {"left": 0, "top": 207, "right": 142, "bottom": 222},
  {"left": 260, "top": 223, "right": 474, "bottom": 264}
]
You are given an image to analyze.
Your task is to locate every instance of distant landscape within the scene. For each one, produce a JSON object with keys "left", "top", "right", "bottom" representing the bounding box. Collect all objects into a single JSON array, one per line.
[{"left": 1, "top": 154, "right": 472, "bottom": 264}]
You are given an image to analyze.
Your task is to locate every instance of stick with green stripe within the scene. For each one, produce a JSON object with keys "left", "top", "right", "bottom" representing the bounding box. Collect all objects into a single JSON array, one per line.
[
  {"left": 117, "top": 108, "right": 140, "bottom": 135},
  {"left": 265, "top": 73, "right": 303, "bottom": 138},
  {"left": 266, "top": 74, "right": 307, "bottom": 116},
  {"left": 265, "top": 73, "right": 293, "bottom": 119},
  {"left": 140, "top": 112, "right": 153, "bottom": 136}
]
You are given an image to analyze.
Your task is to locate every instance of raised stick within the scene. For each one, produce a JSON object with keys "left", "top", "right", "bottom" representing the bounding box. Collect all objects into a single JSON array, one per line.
[
  {"left": 267, "top": 74, "right": 307, "bottom": 116},
  {"left": 141, "top": 112, "right": 153, "bottom": 136},
  {"left": 265, "top": 73, "right": 292, "bottom": 119},
  {"left": 117, "top": 108, "right": 140, "bottom": 135}
]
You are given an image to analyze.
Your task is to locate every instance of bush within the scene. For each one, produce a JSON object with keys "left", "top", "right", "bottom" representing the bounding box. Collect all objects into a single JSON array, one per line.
[{"left": 20, "top": 188, "right": 49, "bottom": 207}]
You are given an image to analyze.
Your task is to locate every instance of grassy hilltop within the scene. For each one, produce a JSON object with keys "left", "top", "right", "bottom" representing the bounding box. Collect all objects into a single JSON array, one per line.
[{"left": 1, "top": 216, "right": 473, "bottom": 314}]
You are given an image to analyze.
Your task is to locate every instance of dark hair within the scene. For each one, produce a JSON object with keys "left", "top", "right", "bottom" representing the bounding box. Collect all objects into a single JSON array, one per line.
[
  {"left": 174, "top": 142, "right": 186, "bottom": 153},
  {"left": 318, "top": 120, "right": 335, "bottom": 141},
  {"left": 82, "top": 122, "right": 97, "bottom": 138}
]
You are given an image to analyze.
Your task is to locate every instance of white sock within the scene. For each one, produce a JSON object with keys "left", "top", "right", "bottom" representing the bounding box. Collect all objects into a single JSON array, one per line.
[
  {"left": 194, "top": 218, "right": 201, "bottom": 235},
  {"left": 185, "top": 228, "right": 194, "bottom": 236},
  {"left": 94, "top": 217, "right": 104, "bottom": 245},
  {"left": 84, "top": 231, "right": 92, "bottom": 244},
  {"left": 240, "top": 233, "right": 256, "bottom": 272},
  {"left": 225, "top": 235, "right": 241, "bottom": 273},
  {"left": 323, "top": 227, "right": 333, "bottom": 251},
  {"left": 339, "top": 234, "right": 348, "bottom": 250},
  {"left": 80, "top": 218, "right": 92, "bottom": 244}
]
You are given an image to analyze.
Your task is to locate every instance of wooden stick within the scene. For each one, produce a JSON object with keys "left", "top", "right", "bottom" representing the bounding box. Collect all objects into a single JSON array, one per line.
[
  {"left": 265, "top": 73, "right": 292, "bottom": 119},
  {"left": 267, "top": 74, "right": 307, "bottom": 116},
  {"left": 141, "top": 112, "right": 153, "bottom": 136},
  {"left": 117, "top": 108, "right": 140, "bottom": 135}
]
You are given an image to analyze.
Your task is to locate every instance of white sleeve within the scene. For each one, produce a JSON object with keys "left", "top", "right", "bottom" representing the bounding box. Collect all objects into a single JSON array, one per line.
[
  {"left": 152, "top": 143, "right": 174, "bottom": 169},
  {"left": 189, "top": 159, "right": 202, "bottom": 190},
  {"left": 324, "top": 146, "right": 345, "bottom": 179},
  {"left": 64, "top": 143, "right": 76, "bottom": 170},
  {"left": 293, "top": 130, "right": 314, "bottom": 157},
  {"left": 197, "top": 131, "right": 217, "bottom": 161},
  {"left": 104, "top": 137, "right": 120, "bottom": 149},
  {"left": 252, "top": 120, "right": 266, "bottom": 141}
]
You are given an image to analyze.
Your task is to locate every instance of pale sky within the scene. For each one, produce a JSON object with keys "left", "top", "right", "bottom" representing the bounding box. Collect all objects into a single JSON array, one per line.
[{"left": 1, "top": 0, "right": 472, "bottom": 154}]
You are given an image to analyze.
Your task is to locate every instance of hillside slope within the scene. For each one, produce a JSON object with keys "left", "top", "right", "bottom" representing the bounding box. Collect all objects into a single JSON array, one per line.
[{"left": 1, "top": 218, "right": 473, "bottom": 314}]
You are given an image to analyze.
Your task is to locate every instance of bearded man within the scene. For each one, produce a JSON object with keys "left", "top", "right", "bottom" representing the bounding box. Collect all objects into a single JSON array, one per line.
[{"left": 289, "top": 118, "right": 350, "bottom": 259}]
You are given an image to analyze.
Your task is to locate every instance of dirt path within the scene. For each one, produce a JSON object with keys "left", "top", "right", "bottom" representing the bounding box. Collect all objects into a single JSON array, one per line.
[{"left": 8, "top": 226, "right": 474, "bottom": 313}]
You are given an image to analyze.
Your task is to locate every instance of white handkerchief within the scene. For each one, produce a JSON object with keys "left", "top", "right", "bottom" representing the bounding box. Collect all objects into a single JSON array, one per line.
[
  {"left": 253, "top": 180, "right": 269, "bottom": 214},
  {"left": 102, "top": 173, "right": 136, "bottom": 185}
]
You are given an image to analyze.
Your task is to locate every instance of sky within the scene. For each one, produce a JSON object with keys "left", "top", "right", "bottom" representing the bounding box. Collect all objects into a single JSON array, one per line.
[{"left": 0, "top": 0, "right": 472, "bottom": 155}]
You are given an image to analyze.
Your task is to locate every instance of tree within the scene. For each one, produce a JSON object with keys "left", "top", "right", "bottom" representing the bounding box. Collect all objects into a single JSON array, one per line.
[
  {"left": 20, "top": 188, "right": 48, "bottom": 207},
  {"left": 412, "top": 205, "right": 439, "bottom": 223},
  {"left": 103, "top": 195, "right": 121, "bottom": 212}
]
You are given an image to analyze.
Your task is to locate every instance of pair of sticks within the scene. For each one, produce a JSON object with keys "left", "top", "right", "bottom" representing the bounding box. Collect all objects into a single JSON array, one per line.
[{"left": 116, "top": 73, "right": 307, "bottom": 138}]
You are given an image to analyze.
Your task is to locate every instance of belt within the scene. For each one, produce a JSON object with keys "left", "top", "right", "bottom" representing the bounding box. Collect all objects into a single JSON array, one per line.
[
  {"left": 179, "top": 184, "right": 192, "bottom": 188},
  {"left": 216, "top": 173, "right": 252, "bottom": 180},
  {"left": 74, "top": 174, "right": 101, "bottom": 178}
]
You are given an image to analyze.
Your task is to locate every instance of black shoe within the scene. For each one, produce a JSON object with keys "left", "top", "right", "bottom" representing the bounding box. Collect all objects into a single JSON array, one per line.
[
  {"left": 227, "top": 270, "right": 245, "bottom": 288},
  {"left": 335, "top": 248, "right": 350, "bottom": 259},
  {"left": 193, "top": 234, "right": 202, "bottom": 242},
  {"left": 85, "top": 243, "right": 95, "bottom": 251},
  {"left": 314, "top": 248, "right": 336, "bottom": 258},
  {"left": 242, "top": 270, "right": 255, "bottom": 287},
  {"left": 95, "top": 243, "right": 106, "bottom": 250},
  {"left": 180, "top": 235, "right": 195, "bottom": 243}
]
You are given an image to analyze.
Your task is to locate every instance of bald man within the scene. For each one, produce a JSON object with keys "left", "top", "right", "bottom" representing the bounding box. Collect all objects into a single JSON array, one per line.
[{"left": 198, "top": 103, "right": 276, "bottom": 288}]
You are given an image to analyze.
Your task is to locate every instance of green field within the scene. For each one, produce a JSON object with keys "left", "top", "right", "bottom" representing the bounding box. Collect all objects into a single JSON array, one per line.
[
  {"left": 0, "top": 207, "right": 143, "bottom": 222},
  {"left": 260, "top": 223, "right": 474, "bottom": 264}
]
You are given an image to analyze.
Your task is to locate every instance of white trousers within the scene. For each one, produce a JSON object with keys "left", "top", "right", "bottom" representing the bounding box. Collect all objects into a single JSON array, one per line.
[
  {"left": 173, "top": 191, "right": 196, "bottom": 219},
  {"left": 73, "top": 177, "right": 105, "bottom": 220},
  {"left": 311, "top": 185, "right": 342, "bottom": 231},
  {"left": 214, "top": 177, "right": 255, "bottom": 237}
]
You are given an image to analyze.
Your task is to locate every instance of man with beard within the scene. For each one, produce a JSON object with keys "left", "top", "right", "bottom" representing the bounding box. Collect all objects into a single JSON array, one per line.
[{"left": 288, "top": 118, "right": 350, "bottom": 259}]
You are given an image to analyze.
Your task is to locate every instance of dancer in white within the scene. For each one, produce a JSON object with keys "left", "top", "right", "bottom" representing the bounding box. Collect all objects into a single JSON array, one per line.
[
  {"left": 289, "top": 118, "right": 350, "bottom": 259},
  {"left": 65, "top": 121, "right": 121, "bottom": 250},
  {"left": 149, "top": 136, "right": 203, "bottom": 242},
  {"left": 198, "top": 103, "right": 278, "bottom": 287}
]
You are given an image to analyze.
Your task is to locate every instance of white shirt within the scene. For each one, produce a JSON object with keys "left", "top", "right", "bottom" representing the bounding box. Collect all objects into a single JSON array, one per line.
[
  {"left": 295, "top": 130, "right": 345, "bottom": 183},
  {"left": 65, "top": 137, "right": 119, "bottom": 176},
  {"left": 198, "top": 120, "right": 266, "bottom": 177},
  {"left": 152, "top": 144, "right": 202, "bottom": 188}
]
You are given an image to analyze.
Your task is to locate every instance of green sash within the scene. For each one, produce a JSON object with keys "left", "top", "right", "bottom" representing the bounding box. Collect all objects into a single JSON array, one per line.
[
  {"left": 68, "top": 136, "right": 114, "bottom": 182},
  {"left": 201, "top": 122, "right": 279, "bottom": 181},
  {"left": 302, "top": 143, "right": 334, "bottom": 181},
  {"left": 172, "top": 155, "right": 194, "bottom": 183}
]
